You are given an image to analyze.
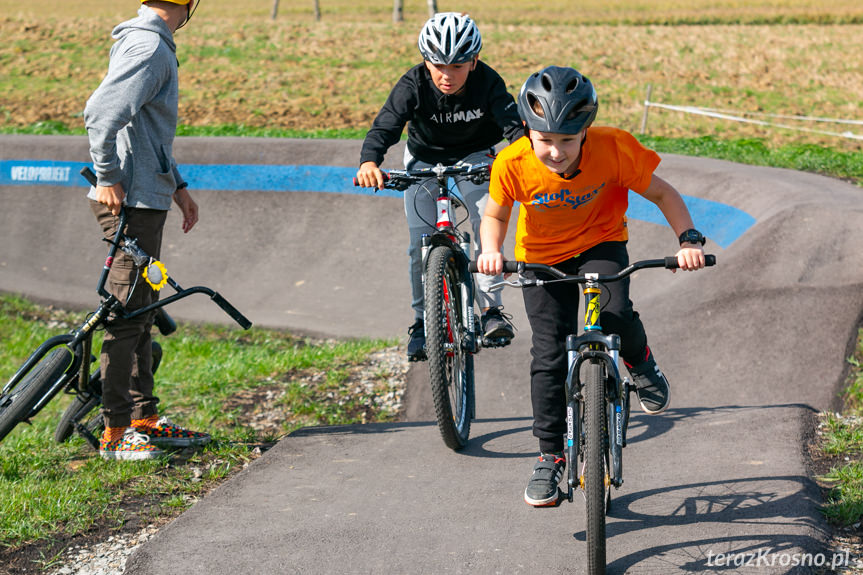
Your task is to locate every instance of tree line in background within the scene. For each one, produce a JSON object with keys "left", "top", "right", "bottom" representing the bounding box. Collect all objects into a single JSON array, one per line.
[{"left": 271, "top": 0, "right": 439, "bottom": 21}]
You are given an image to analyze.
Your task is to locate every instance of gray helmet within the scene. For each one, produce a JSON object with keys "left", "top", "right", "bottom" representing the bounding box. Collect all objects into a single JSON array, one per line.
[
  {"left": 518, "top": 66, "right": 598, "bottom": 134},
  {"left": 418, "top": 12, "right": 482, "bottom": 65}
]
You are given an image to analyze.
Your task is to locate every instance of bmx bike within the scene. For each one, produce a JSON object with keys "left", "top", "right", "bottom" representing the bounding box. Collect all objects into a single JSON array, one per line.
[{"left": 0, "top": 167, "right": 252, "bottom": 449}]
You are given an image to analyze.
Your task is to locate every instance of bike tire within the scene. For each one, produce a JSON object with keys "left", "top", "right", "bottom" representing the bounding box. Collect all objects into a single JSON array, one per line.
[
  {"left": 583, "top": 358, "right": 608, "bottom": 574},
  {"left": 0, "top": 347, "right": 73, "bottom": 443},
  {"left": 54, "top": 393, "right": 102, "bottom": 444},
  {"left": 425, "top": 245, "right": 473, "bottom": 450},
  {"left": 54, "top": 341, "right": 162, "bottom": 444}
]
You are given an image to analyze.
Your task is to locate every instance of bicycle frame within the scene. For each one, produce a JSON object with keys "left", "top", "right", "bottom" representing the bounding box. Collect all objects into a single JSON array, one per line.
[
  {"left": 367, "top": 161, "right": 490, "bottom": 449},
  {"left": 563, "top": 274, "right": 630, "bottom": 502},
  {"left": 418, "top": 165, "right": 479, "bottom": 354}
]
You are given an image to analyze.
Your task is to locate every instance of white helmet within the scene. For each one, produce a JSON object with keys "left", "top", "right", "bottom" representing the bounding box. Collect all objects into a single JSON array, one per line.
[{"left": 418, "top": 12, "right": 482, "bottom": 65}]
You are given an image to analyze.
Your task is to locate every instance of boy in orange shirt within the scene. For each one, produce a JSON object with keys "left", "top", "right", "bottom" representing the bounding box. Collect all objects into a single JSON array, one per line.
[{"left": 476, "top": 66, "right": 706, "bottom": 506}]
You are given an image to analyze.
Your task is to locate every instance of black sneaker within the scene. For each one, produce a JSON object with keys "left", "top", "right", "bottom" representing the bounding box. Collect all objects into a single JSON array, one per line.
[
  {"left": 626, "top": 347, "right": 670, "bottom": 415},
  {"left": 407, "top": 319, "right": 426, "bottom": 362},
  {"left": 524, "top": 453, "right": 565, "bottom": 506},
  {"left": 481, "top": 306, "right": 515, "bottom": 347}
]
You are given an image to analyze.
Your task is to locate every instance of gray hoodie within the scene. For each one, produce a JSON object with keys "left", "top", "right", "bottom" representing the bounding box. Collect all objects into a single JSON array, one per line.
[{"left": 84, "top": 5, "right": 186, "bottom": 211}]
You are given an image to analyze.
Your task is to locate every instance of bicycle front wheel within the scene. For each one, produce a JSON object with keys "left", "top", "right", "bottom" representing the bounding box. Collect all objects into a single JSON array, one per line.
[
  {"left": 583, "top": 358, "right": 608, "bottom": 574},
  {"left": 425, "top": 245, "right": 474, "bottom": 450},
  {"left": 0, "top": 346, "right": 73, "bottom": 442}
]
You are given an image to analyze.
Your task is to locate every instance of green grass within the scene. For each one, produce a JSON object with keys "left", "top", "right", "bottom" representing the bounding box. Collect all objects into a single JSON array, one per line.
[
  {"left": 0, "top": 293, "right": 399, "bottom": 550},
  {"left": 816, "top": 328, "right": 863, "bottom": 527},
  {"left": 1, "top": 122, "right": 859, "bottom": 186},
  {"left": 641, "top": 136, "right": 863, "bottom": 185}
]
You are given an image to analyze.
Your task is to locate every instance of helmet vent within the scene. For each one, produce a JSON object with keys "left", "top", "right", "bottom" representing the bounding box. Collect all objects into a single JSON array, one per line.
[
  {"left": 565, "top": 78, "right": 579, "bottom": 94},
  {"left": 526, "top": 93, "right": 545, "bottom": 118}
]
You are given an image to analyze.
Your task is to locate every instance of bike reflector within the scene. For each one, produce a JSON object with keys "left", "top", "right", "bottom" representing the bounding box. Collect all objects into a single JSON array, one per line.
[{"left": 143, "top": 260, "right": 169, "bottom": 291}]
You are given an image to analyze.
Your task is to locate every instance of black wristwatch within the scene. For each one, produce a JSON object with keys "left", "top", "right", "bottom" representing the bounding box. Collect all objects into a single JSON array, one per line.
[{"left": 678, "top": 228, "right": 706, "bottom": 246}]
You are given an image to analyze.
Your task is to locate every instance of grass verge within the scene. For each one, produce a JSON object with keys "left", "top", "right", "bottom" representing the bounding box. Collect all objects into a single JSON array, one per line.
[
  {"left": 0, "top": 293, "right": 402, "bottom": 569},
  {"left": 0, "top": 123, "right": 860, "bottom": 188},
  {"left": 814, "top": 327, "right": 863, "bottom": 527}
]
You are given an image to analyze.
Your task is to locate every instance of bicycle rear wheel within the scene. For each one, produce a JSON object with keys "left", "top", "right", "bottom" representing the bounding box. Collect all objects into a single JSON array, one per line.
[
  {"left": 0, "top": 346, "right": 73, "bottom": 442},
  {"left": 583, "top": 358, "right": 608, "bottom": 574},
  {"left": 425, "top": 245, "right": 474, "bottom": 450}
]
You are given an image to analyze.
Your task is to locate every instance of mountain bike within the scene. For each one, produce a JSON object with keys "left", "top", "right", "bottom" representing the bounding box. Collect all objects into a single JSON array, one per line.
[
  {"left": 356, "top": 161, "right": 493, "bottom": 450},
  {"left": 0, "top": 167, "right": 252, "bottom": 448},
  {"left": 472, "top": 254, "right": 716, "bottom": 574}
]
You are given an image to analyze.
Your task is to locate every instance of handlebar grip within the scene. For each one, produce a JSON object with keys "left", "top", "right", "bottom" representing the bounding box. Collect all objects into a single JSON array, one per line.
[
  {"left": 353, "top": 172, "right": 390, "bottom": 187},
  {"left": 81, "top": 167, "right": 97, "bottom": 186},
  {"left": 665, "top": 254, "right": 717, "bottom": 269},
  {"left": 211, "top": 293, "right": 253, "bottom": 330},
  {"left": 467, "top": 261, "right": 521, "bottom": 273}
]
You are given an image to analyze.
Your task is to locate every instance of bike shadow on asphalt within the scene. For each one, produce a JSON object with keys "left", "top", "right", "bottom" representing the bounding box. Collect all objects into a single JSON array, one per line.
[
  {"left": 596, "top": 473, "right": 828, "bottom": 573},
  {"left": 608, "top": 532, "right": 830, "bottom": 574}
]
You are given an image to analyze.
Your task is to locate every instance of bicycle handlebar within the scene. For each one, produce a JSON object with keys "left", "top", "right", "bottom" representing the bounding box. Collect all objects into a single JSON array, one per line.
[
  {"left": 80, "top": 167, "right": 253, "bottom": 331},
  {"left": 468, "top": 255, "right": 716, "bottom": 282},
  {"left": 353, "top": 162, "right": 491, "bottom": 190}
]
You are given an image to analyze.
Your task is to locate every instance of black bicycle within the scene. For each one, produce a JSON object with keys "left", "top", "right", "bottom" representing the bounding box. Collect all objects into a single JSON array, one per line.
[
  {"left": 357, "top": 162, "right": 495, "bottom": 450},
  {"left": 0, "top": 167, "right": 252, "bottom": 449},
  {"left": 474, "top": 254, "right": 716, "bottom": 574}
]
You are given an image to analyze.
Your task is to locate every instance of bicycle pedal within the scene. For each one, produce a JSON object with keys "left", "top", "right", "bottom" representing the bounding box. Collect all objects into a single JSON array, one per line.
[{"left": 482, "top": 336, "right": 511, "bottom": 348}]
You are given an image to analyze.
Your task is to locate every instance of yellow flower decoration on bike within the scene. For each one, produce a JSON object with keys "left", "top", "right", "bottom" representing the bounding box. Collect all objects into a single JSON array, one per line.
[{"left": 143, "top": 260, "right": 169, "bottom": 291}]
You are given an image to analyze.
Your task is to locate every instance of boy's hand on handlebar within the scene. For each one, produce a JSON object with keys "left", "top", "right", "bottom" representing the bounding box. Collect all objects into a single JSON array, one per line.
[
  {"left": 94, "top": 183, "right": 125, "bottom": 216},
  {"left": 674, "top": 245, "right": 706, "bottom": 272},
  {"left": 477, "top": 251, "right": 504, "bottom": 276},
  {"left": 356, "top": 161, "right": 385, "bottom": 190}
]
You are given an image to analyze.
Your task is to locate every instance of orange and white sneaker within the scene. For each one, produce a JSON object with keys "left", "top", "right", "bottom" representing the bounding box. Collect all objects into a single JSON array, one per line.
[
  {"left": 100, "top": 428, "right": 163, "bottom": 461},
  {"left": 134, "top": 416, "right": 210, "bottom": 448}
]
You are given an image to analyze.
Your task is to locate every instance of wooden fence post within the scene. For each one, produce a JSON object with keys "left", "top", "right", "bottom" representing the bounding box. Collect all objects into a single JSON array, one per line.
[
  {"left": 393, "top": 0, "right": 404, "bottom": 22},
  {"left": 640, "top": 84, "right": 653, "bottom": 135}
]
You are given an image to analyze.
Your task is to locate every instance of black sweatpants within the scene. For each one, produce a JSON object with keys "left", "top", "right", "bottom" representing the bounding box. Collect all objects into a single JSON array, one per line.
[{"left": 521, "top": 241, "right": 648, "bottom": 454}]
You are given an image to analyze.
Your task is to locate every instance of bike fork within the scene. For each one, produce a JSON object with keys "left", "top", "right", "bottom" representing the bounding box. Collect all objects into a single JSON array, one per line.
[
  {"left": 608, "top": 349, "right": 627, "bottom": 488},
  {"left": 565, "top": 348, "right": 580, "bottom": 503}
]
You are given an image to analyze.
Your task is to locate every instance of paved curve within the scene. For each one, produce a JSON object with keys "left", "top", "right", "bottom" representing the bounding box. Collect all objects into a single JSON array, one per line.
[{"left": 2, "top": 136, "right": 862, "bottom": 574}]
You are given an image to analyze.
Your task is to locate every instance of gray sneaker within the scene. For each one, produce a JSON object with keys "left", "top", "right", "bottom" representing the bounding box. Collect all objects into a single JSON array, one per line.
[
  {"left": 524, "top": 453, "right": 565, "bottom": 506},
  {"left": 407, "top": 319, "right": 426, "bottom": 362},
  {"left": 627, "top": 347, "right": 670, "bottom": 415},
  {"left": 481, "top": 306, "right": 515, "bottom": 346}
]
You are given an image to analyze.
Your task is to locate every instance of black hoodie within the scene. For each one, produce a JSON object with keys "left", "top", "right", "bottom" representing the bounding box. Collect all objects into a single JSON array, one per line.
[{"left": 360, "top": 61, "right": 522, "bottom": 166}]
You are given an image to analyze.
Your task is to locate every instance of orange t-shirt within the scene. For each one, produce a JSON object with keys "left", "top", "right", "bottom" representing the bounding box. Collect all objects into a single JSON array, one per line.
[{"left": 489, "top": 127, "right": 661, "bottom": 264}]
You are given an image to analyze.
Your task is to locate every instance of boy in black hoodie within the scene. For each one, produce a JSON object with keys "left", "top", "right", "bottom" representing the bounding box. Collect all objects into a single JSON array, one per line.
[{"left": 356, "top": 12, "right": 522, "bottom": 361}]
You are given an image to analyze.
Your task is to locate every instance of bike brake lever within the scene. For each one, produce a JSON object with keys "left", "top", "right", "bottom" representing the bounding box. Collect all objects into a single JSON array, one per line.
[{"left": 488, "top": 278, "right": 529, "bottom": 291}]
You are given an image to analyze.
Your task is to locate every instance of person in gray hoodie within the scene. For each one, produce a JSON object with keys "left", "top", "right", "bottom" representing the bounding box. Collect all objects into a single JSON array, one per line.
[{"left": 84, "top": 0, "right": 206, "bottom": 461}]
